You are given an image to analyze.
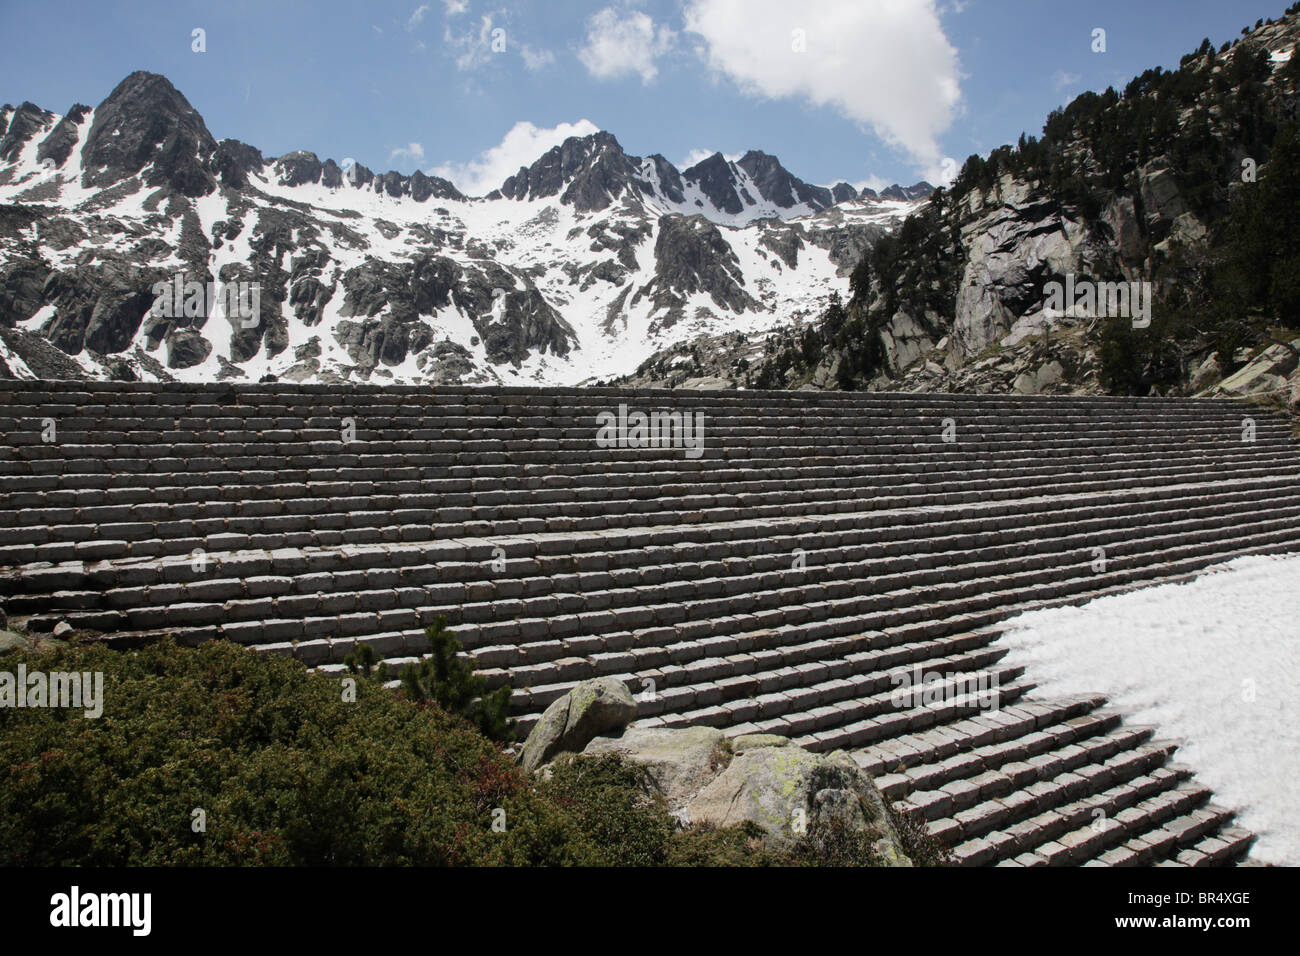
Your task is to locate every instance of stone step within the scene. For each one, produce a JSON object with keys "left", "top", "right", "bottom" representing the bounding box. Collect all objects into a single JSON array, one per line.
[
  {"left": 999, "top": 766, "right": 1197, "bottom": 866},
  {"left": 859, "top": 696, "right": 1115, "bottom": 777},
  {"left": 872, "top": 707, "right": 1146, "bottom": 800},
  {"left": 2, "top": 402, "right": 1277, "bottom": 425},
  {"left": 6, "top": 436, "right": 1289, "bottom": 483},
  {"left": 1169, "top": 825, "right": 1256, "bottom": 867},
  {"left": 942, "top": 738, "right": 1185, "bottom": 859},
  {"left": 0, "top": 377, "right": 1274, "bottom": 406},
  {"left": 34, "top": 506, "right": 1300, "bottom": 675},
  {"left": 2, "top": 443, "right": 1293, "bottom": 509},
  {"left": 2, "top": 446, "right": 1293, "bottom": 511},
  {"left": 9, "top": 476, "right": 1297, "bottom": 611},
  {"left": 1089, "top": 781, "right": 1224, "bottom": 865},
  {"left": 5, "top": 466, "right": 1298, "bottom": 566},
  {"left": 1, "top": 379, "right": 1289, "bottom": 868},
  {"left": 8, "top": 493, "right": 1292, "bottom": 598},
  {"left": 3, "top": 416, "right": 1281, "bottom": 444}
]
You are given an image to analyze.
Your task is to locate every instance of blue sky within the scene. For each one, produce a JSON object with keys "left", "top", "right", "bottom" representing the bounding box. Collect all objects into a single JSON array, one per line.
[{"left": 1, "top": 0, "right": 1290, "bottom": 194}]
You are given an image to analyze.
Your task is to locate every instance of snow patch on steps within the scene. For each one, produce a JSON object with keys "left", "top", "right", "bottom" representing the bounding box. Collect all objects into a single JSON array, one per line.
[{"left": 998, "top": 552, "right": 1300, "bottom": 865}]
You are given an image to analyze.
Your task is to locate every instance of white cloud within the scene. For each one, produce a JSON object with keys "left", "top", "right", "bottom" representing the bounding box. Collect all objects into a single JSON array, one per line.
[
  {"left": 391, "top": 142, "right": 426, "bottom": 164},
  {"left": 429, "top": 119, "right": 600, "bottom": 196},
  {"left": 446, "top": 14, "right": 495, "bottom": 70},
  {"left": 407, "top": 4, "right": 430, "bottom": 31},
  {"left": 442, "top": 0, "right": 468, "bottom": 14},
  {"left": 578, "top": 7, "right": 676, "bottom": 84},
  {"left": 442, "top": 9, "right": 552, "bottom": 73},
  {"left": 683, "top": 0, "right": 962, "bottom": 177},
  {"left": 520, "top": 44, "right": 556, "bottom": 71},
  {"left": 1053, "top": 70, "right": 1081, "bottom": 91},
  {"left": 445, "top": 13, "right": 512, "bottom": 70}
]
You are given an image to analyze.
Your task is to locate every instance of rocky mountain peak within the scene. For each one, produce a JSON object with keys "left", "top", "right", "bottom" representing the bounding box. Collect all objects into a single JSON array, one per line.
[
  {"left": 682, "top": 152, "right": 744, "bottom": 215},
  {"left": 212, "top": 138, "right": 264, "bottom": 189},
  {"left": 0, "top": 69, "right": 927, "bottom": 388},
  {"left": 736, "top": 149, "right": 834, "bottom": 211},
  {"left": 499, "top": 130, "right": 639, "bottom": 212},
  {"left": 264, "top": 148, "right": 462, "bottom": 201},
  {"left": 35, "top": 104, "right": 90, "bottom": 169},
  {"left": 81, "top": 70, "right": 218, "bottom": 197},
  {"left": 0, "top": 101, "right": 56, "bottom": 164},
  {"left": 831, "top": 182, "right": 860, "bottom": 203},
  {"left": 879, "top": 181, "right": 936, "bottom": 202}
]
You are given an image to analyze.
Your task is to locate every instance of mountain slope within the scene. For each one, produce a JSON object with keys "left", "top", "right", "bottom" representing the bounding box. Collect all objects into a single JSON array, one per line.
[
  {"left": 732, "top": 9, "right": 1300, "bottom": 416},
  {"left": 0, "top": 72, "right": 931, "bottom": 386}
]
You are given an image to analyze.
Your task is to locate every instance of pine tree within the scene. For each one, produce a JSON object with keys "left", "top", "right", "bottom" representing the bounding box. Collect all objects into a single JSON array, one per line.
[{"left": 399, "top": 617, "right": 517, "bottom": 743}]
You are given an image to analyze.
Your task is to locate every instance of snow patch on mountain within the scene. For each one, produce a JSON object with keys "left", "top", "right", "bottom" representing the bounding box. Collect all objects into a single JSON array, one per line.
[{"left": 0, "top": 72, "right": 931, "bottom": 387}]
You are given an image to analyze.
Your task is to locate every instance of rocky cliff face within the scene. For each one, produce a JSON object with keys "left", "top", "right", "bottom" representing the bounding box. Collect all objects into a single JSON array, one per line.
[
  {"left": 0, "top": 72, "right": 929, "bottom": 386},
  {"left": 732, "top": 12, "right": 1300, "bottom": 413}
]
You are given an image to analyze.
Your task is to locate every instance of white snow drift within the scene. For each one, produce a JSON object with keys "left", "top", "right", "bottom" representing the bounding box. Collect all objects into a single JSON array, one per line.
[{"left": 998, "top": 553, "right": 1300, "bottom": 865}]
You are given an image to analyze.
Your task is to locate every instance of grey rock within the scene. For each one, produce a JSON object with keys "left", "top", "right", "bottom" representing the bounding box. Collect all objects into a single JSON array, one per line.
[
  {"left": 518, "top": 676, "right": 638, "bottom": 772},
  {"left": 35, "top": 104, "right": 90, "bottom": 169},
  {"left": 212, "top": 139, "right": 263, "bottom": 189},
  {"left": 165, "top": 329, "right": 212, "bottom": 369},
  {"left": 583, "top": 725, "right": 730, "bottom": 811},
  {"left": 274, "top": 150, "right": 323, "bottom": 187},
  {"left": 81, "top": 72, "right": 217, "bottom": 197},
  {"left": 1100, "top": 194, "right": 1145, "bottom": 264},
  {"left": 736, "top": 150, "right": 833, "bottom": 211},
  {"left": 631, "top": 214, "right": 759, "bottom": 324},
  {"left": 951, "top": 181, "right": 1086, "bottom": 359},
  {"left": 1214, "top": 339, "right": 1300, "bottom": 395},
  {"left": 683, "top": 743, "right": 911, "bottom": 863},
  {"left": 880, "top": 181, "right": 935, "bottom": 202},
  {"left": 645, "top": 154, "right": 684, "bottom": 203},
  {"left": 830, "top": 182, "right": 859, "bottom": 203},
  {"left": 0, "top": 629, "right": 66, "bottom": 656},
  {"left": 1189, "top": 352, "right": 1221, "bottom": 392},
  {"left": 0, "top": 101, "right": 55, "bottom": 164},
  {"left": 500, "top": 131, "right": 636, "bottom": 212},
  {"left": 1139, "top": 158, "right": 1187, "bottom": 228},
  {"left": 0, "top": 257, "right": 52, "bottom": 324},
  {"left": 682, "top": 152, "right": 744, "bottom": 216}
]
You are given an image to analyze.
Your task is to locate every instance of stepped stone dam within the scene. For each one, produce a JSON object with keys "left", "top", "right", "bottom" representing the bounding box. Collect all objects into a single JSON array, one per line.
[{"left": 2, "top": 380, "right": 1298, "bottom": 866}]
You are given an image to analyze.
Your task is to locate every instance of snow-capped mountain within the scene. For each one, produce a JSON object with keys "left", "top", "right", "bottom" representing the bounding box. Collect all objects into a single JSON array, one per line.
[{"left": 0, "top": 71, "right": 930, "bottom": 386}]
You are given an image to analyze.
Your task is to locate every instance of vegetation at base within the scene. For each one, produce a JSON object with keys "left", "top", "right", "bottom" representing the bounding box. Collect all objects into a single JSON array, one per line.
[
  {"left": 750, "top": 8, "right": 1300, "bottom": 395},
  {"left": 345, "top": 617, "right": 515, "bottom": 744},
  {"left": 884, "top": 799, "right": 954, "bottom": 868},
  {"left": 0, "top": 638, "right": 946, "bottom": 866},
  {"left": 1, "top": 638, "right": 573, "bottom": 865}
]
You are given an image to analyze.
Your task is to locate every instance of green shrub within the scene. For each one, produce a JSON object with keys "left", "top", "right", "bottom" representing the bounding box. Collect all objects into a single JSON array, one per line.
[
  {"left": 536, "top": 753, "right": 678, "bottom": 866},
  {"left": 0, "top": 639, "right": 946, "bottom": 866},
  {"left": 0, "top": 639, "right": 581, "bottom": 865},
  {"left": 394, "top": 618, "right": 515, "bottom": 744}
]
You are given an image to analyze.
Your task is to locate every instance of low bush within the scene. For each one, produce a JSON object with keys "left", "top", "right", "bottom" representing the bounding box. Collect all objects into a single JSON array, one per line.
[
  {"left": 1, "top": 639, "right": 579, "bottom": 865},
  {"left": 0, "top": 638, "right": 944, "bottom": 866}
]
